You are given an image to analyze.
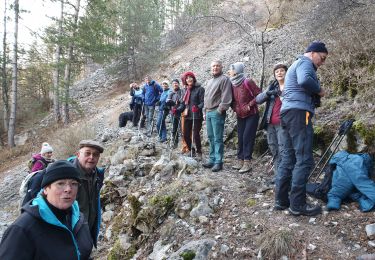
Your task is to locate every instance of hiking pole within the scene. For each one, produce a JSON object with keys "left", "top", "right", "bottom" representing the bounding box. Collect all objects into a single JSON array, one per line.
[
  {"left": 137, "top": 102, "right": 145, "bottom": 138},
  {"left": 309, "top": 119, "right": 355, "bottom": 182}
]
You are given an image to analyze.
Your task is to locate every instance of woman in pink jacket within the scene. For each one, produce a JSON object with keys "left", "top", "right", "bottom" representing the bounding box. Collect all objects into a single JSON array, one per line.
[{"left": 31, "top": 142, "right": 55, "bottom": 172}]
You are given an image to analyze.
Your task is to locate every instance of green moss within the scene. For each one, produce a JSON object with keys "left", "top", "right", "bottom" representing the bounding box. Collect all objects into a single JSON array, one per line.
[
  {"left": 149, "top": 195, "right": 175, "bottom": 211},
  {"left": 111, "top": 212, "right": 127, "bottom": 241},
  {"left": 180, "top": 250, "right": 196, "bottom": 260},
  {"left": 128, "top": 195, "right": 143, "bottom": 221},
  {"left": 107, "top": 240, "right": 137, "bottom": 260},
  {"left": 247, "top": 198, "right": 257, "bottom": 207},
  {"left": 353, "top": 120, "right": 375, "bottom": 147}
]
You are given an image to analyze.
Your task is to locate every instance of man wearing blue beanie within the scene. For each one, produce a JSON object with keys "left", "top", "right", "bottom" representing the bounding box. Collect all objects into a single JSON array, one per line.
[{"left": 274, "top": 41, "right": 328, "bottom": 216}]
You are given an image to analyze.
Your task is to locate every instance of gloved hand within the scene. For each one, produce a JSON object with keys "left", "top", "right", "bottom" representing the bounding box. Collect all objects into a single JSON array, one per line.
[
  {"left": 192, "top": 105, "right": 199, "bottom": 113},
  {"left": 266, "top": 90, "right": 278, "bottom": 97},
  {"left": 171, "top": 107, "right": 177, "bottom": 115}
]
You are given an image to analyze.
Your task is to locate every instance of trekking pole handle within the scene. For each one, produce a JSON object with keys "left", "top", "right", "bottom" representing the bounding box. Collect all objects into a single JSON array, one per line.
[{"left": 338, "top": 119, "right": 355, "bottom": 135}]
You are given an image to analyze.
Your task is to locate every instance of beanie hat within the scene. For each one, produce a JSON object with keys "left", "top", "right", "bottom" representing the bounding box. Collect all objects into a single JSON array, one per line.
[
  {"left": 41, "top": 142, "right": 53, "bottom": 154},
  {"left": 172, "top": 79, "right": 180, "bottom": 84},
  {"left": 79, "top": 140, "right": 104, "bottom": 153},
  {"left": 181, "top": 71, "right": 196, "bottom": 85},
  {"left": 41, "top": 160, "right": 81, "bottom": 188},
  {"left": 162, "top": 80, "right": 170, "bottom": 86},
  {"left": 229, "top": 62, "right": 245, "bottom": 75},
  {"left": 305, "top": 41, "right": 328, "bottom": 53}
]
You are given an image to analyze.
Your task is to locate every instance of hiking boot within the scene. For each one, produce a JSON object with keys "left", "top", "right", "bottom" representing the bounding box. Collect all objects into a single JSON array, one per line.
[
  {"left": 239, "top": 160, "right": 251, "bottom": 173},
  {"left": 232, "top": 159, "right": 243, "bottom": 170},
  {"left": 212, "top": 163, "right": 223, "bottom": 172},
  {"left": 274, "top": 201, "right": 289, "bottom": 211},
  {"left": 202, "top": 161, "right": 214, "bottom": 168},
  {"left": 288, "top": 203, "right": 322, "bottom": 216}
]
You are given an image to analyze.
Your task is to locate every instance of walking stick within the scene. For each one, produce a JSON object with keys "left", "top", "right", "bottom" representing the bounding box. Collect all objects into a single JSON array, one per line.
[
  {"left": 308, "top": 119, "right": 355, "bottom": 182},
  {"left": 137, "top": 102, "right": 145, "bottom": 138}
]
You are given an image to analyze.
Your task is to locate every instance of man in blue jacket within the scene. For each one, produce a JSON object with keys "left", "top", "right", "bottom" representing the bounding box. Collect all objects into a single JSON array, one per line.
[
  {"left": 274, "top": 41, "right": 327, "bottom": 216},
  {"left": 143, "top": 75, "right": 163, "bottom": 136}
]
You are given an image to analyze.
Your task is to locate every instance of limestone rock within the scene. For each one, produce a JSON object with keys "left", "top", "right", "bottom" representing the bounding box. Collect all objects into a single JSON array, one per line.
[{"left": 168, "top": 239, "right": 216, "bottom": 260}]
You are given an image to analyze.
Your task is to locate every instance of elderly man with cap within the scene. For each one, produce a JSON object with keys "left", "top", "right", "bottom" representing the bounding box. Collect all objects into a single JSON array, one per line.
[
  {"left": 71, "top": 139, "right": 105, "bottom": 246},
  {"left": 0, "top": 160, "right": 93, "bottom": 259},
  {"left": 274, "top": 41, "right": 327, "bottom": 216}
]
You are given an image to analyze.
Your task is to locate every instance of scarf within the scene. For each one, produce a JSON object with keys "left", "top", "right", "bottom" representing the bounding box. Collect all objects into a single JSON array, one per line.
[
  {"left": 230, "top": 73, "right": 245, "bottom": 87},
  {"left": 183, "top": 85, "right": 193, "bottom": 105}
]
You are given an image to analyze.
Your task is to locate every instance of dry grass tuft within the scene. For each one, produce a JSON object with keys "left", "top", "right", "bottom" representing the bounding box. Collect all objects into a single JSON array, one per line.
[
  {"left": 53, "top": 123, "right": 96, "bottom": 159},
  {"left": 258, "top": 228, "right": 301, "bottom": 259}
]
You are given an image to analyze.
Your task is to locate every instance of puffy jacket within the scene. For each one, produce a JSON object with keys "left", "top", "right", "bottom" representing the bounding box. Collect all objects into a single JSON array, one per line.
[
  {"left": 0, "top": 195, "right": 93, "bottom": 260},
  {"left": 31, "top": 154, "right": 54, "bottom": 172},
  {"left": 327, "top": 151, "right": 375, "bottom": 212},
  {"left": 177, "top": 83, "right": 205, "bottom": 120},
  {"left": 166, "top": 88, "right": 183, "bottom": 115},
  {"left": 232, "top": 79, "right": 261, "bottom": 118},
  {"left": 281, "top": 55, "right": 321, "bottom": 114},
  {"left": 143, "top": 80, "right": 163, "bottom": 106},
  {"left": 256, "top": 80, "right": 282, "bottom": 130},
  {"left": 158, "top": 88, "right": 171, "bottom": 112},
  {"left": 71, "top": 158, "right": 104, "bottom": 247}
]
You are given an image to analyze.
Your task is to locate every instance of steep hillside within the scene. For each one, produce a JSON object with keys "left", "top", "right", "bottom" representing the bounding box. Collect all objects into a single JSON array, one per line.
[{"left": 1, "top": 0, "right": 375, "bottom": 259}]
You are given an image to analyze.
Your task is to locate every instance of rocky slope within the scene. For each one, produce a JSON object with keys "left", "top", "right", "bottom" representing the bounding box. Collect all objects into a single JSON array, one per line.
[{"left": 1, "top": 0, "right": 375, "bottom": 259}]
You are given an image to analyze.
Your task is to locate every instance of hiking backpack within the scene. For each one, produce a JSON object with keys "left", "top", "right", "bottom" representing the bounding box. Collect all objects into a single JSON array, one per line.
[
  {"left": 27, "top": 157, "right": 46, "bottom": 172},
  {"left": 19, "top": 169, "right": 45, "bottom": 208}
]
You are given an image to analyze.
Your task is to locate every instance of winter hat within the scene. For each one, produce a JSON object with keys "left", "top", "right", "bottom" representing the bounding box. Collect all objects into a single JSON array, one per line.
[
  {"left": 41, "top": 142, "right": 53, "bottom": 154},
  {"left": 172, "top": 79, "right": 180, "bottom": 84},
  {"left": 162, "top": 80, "right": 170, "bottom": 86},
  {"left": 229, "top": 62, "right": 245, "bottom": 75},
  {"left": 41, "top": 160, "right": 81, "bottom": 188},
  {"left": 79, "top": 140, "right": 104, "bottom": 153},
  {"left": 305, "top": 41, "right": 328, "bottom": 53},
  {"left": 181, "top": 71, "right": 196, "bottom": 85}
]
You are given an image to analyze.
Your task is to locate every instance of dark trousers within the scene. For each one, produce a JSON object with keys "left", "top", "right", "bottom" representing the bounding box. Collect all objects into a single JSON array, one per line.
[
  {"left": 184, "top": 118, "right": 202, "bottom": 154},
  {"left": 132, "top": 104, "right": 142, "bottom": 127},
  {"left": 237, "top": 114, "right": 259, "bottom": 160},
  {"left": 171, "top": 115, "right": 181, "bottom": 145},
  {"left": 275, "top": 109, "right": 314, "bottom": 209}
]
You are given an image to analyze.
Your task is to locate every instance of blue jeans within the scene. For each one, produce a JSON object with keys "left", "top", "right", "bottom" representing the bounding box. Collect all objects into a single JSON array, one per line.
[
  {"left": 275, "top": 109, "right": 314, "bottom": 209},
  {"left": 237, "top": 114, "right": 259, "bottom": 160},
  {"left": 156, "top": 110, "right": 167, "bottom": 141},
  {"left": 144, "top": 105, "right": 155, "bottom": 132},
  {"left": 206, "top": 110, "right": 226, "bottom": 164}
]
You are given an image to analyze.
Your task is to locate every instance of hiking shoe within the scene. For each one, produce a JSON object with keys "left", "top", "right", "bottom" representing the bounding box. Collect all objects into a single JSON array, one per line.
[
  {"left": 232, "top": 159, "right": 243, "bottom": 170},
  {"left": 288, "top": 203, "right": 322, "bottom": 216},
  {"left": 212, "top": 163, "right": 223, "bottom": 172},
  {"left": 239, "top": 160, "right": 251, "bottom": 173},
  {"left": 202, "top": 161, "right": 214, "bottom": 168},
  {"left": 274, "top": 201, "right": 289, "bottom": 211}
]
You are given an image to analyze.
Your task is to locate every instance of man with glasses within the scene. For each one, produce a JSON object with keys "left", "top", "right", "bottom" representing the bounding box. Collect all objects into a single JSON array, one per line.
[
  {"left": 72, "top": 139, "right": 105, "bottom": 246},
  {"left": 274, "top": 41, "right": 327, "bottom": 216}
]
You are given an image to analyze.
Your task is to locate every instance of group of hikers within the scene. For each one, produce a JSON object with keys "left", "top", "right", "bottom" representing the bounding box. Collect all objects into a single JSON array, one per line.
[
  {"left": 126, "top": 41, "right": 328, "bottom": 217},
  {"left": 0, "top": 41, "right": 328, "bottom": 259}
]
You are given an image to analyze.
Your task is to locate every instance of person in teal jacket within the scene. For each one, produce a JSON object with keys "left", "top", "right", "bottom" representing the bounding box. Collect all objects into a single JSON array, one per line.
[
  {"left": 0, "top": 160, "right": 93, "bottom": 260},
  {"left": 156, "top": 80, "right": 171, "bottom": 142}
]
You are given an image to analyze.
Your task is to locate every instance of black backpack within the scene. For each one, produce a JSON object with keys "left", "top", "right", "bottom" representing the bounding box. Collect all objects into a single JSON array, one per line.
[{"left": 306, "top": 164, "right": 336, "bottom": 202}]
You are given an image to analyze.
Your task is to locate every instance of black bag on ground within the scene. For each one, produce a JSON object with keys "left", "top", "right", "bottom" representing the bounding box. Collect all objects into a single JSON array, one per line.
[{"left": 306, "top": 164, "right": 335, "bottom": 202}]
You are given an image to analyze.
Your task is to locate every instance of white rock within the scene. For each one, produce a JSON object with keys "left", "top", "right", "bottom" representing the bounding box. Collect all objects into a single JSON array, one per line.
[
  {"left": 366, "top": 223, "right": 375, "bottom": 237},
  {"left": 309, "top": 218, "right": 316, "bottom": 224},
  {"left": 289, "top": 223, "right": 300, "bottom": 228},
  {"left": 368, "top": 241, "right": 375, "bottom": 247},
  {"left": 307, "top": 243, "right": 317, "bottom": 251}
]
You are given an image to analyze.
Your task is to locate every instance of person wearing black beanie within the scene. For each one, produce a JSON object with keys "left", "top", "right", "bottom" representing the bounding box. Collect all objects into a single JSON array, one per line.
[
  {"left": 0, "top": 160, "right": 93, "bottom": 259},
  {"left": 274, "top": 41, "right": 328, "bottom": 217}
]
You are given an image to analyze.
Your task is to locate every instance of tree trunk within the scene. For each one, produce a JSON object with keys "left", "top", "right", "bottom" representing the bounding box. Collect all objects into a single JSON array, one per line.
[
  {"left": 7, "top": 0, "right": 19, "bottom": 148},
  {"left": 63, "top": 0, "right": 81, "bottom": 125},
  {"left": 53, "top": 0, "right": 64, "bottom": 123},
  {"left": 2, "top": 0, "right": 9, "bottom": 133}
]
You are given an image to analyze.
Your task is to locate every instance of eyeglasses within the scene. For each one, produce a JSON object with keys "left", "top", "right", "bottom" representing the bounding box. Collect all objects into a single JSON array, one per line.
[
  {"left": 80, "top": 151, "right": 100, "bottom": 158},
  {"left": 54, "top": 180, "right": 80, "bottom": 190}
]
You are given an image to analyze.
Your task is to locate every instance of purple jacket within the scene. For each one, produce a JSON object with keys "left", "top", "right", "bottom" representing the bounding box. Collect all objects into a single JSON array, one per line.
[{"left": 31, "top": 154, "right": 52, "bottom": 172}]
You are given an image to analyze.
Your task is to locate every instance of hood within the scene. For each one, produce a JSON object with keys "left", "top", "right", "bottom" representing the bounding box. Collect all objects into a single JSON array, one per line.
[{"left": 32, "top": 153, "right": 43, "bottom": 160}]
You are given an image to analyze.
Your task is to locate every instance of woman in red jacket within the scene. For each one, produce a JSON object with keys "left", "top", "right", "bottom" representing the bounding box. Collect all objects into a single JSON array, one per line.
[{"left": 229, "top": 62, "right": 261, "bottom": 173}]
